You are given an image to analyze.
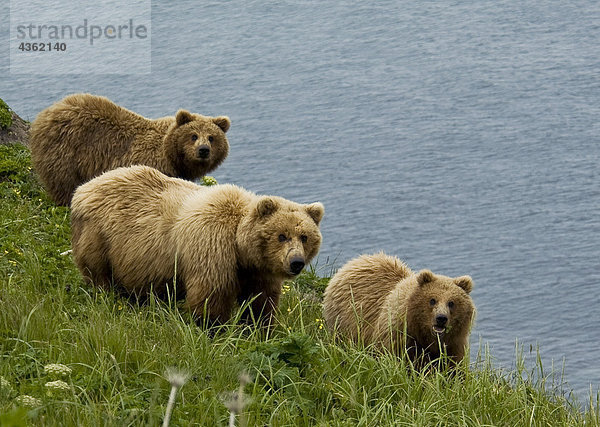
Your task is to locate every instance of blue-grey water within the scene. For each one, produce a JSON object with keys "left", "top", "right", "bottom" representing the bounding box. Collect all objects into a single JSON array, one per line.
[{"left": 2, "top": 0, "right": 599, "bottom": 404}]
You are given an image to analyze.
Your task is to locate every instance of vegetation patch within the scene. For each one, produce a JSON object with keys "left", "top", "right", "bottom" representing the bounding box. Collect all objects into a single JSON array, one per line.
[
  {"left": 0, "top": 100, "right": 30, "bottom": 145},
  {"left": 0, "top": 144, "right": 598, "bottom": 425},
  {"left": 0, "top": 99, "right": 12, "bottom": 129}
]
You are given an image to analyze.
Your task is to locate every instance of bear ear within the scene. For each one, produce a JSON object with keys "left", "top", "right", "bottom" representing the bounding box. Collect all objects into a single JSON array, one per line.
[
  {"left": 305, "top": 202, "right": 324, "bottom": 225},
  {"left": 212, "top": 116, "right": 231, "bottom": 133},
  {"left": 454, "top": 276, "right": 473, "bottom": 293},
  {"left": 416, "top": 269, "right": 435, "bottom": 286},
  {"left": 175, "top": 110, "right": 194, "bottom": 127},
  {"left": 257, "top": 197, "right": 279, "bottom": 218}
]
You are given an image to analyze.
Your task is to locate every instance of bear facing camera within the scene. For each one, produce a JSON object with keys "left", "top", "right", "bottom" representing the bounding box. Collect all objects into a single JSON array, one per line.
[
  {"left": 70, "top": 165, "right": 324, "bottom": 325},
  {"left": 29, "top": 93, "right": 230, "bottom": 205},
  {"left": 323, "top": 253, "right": 475, "bottom": 367}
]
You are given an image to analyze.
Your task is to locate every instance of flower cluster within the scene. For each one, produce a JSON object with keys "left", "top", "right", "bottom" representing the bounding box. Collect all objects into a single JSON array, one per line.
[
  {"left": 44, "top": 363, "right": 72, "bottom": 378},
  {"left": 201, "top": 176, "right": 218, "bottom": 186},
  {"left": 165, "top": 368, "right": 190, "bottom": 388},
  {"left": 281, "top": 284, "right": 291, "bottom": 295},
  {"left": 0, "top": 376, "right": 12, "bottom": 391},
  {"left": 14, "top": 395, "right": 42, "bottom": 408},
  {"left": 45, "top": 380, "right": 70, "bottom": 392},
  {"left": 315, "top": 318, "right": 324, "bottom": 330}
]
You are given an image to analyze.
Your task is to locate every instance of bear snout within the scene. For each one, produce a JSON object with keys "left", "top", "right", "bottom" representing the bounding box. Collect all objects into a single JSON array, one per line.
[
  {"left": 435, "top": 314, "right": 448, "bottom": 327},
  {"left": 289, "top": 256, "right": 306, "bottom": 275},
  {"left": 432, "top": 313, "right": 449, "bottom": 335},
  {"left": 197, "top": 145, "right": 210, "bottom": 159}
]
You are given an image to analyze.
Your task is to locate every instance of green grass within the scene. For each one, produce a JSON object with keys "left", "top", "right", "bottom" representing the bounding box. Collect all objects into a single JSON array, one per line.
[
  {"left": 0, "top": 98, "right": 12, "bottom": 129},
  {"left": 1, "top": 143, "right": 599, "bottom": 426}
]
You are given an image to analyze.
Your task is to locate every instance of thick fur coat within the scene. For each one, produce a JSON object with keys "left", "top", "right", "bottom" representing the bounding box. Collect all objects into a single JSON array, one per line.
[
  {"left": 71, "top": 165, "right": 324, "bottom": 324},
  {"left": 29, "top": 93, "right": 230, "bottom": 205},
  {"left": 323, "top": 253, "right": 475, "bottom": 365}
]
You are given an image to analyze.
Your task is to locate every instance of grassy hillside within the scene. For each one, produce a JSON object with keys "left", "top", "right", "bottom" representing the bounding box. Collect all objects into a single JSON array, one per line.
[{"left": 0, "top": 143, "right": 598, "bottom": 426}]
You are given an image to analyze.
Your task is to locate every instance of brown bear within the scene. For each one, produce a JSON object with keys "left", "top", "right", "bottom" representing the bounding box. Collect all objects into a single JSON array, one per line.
[
  {"left": 70, "top": 165, "right": 324, "bottom": 325},
  {"left": 29, "top": 93, "right": 230, "bottom": 205},
  {"left": 323, "top": 253, "right": 475, "bottom": 366}
]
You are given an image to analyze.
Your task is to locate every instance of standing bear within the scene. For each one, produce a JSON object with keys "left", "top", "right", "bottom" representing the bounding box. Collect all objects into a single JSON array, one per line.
[
  {"left": 323, "top": 253, "right": 475, "bottom": 366},
  {"left": 71, "top": 165, "right": 324, "bottom": 324},
  {"left": 29, "top": 93, "right": 230, "bottom": 205}
]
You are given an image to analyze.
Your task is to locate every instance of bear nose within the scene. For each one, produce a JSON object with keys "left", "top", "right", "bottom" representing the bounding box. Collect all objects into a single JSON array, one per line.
[
  {"left": 435, "top": 314, "right": 448, "bottom": 326},
  {"left": 197, "top": 145, "right": 210, "bottom": 159},
  {"left": 289, "top": 257, "right": 305, "bottom": 275}
]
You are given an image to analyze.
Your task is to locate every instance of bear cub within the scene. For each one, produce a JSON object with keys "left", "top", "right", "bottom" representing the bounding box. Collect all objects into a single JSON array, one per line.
[
  {"left": 323, "top": 253, "right": 475, "bottom": 366},
  {"left": 29, "top": 93, "right": 230, "bottom": 205},
  {"left": 71, "top": 165, "right": 324, "bottom": 325}
]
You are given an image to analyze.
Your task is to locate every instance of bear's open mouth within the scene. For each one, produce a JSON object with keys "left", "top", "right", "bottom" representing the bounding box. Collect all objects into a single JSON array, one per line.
[{"left": 432, "top": 325, "right": 446, "bottom": 335}]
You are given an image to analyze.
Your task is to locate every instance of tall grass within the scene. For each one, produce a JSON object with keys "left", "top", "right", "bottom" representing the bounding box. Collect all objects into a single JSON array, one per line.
[{"left": 1, "top": 143, "right": 598, "bottom": 425}]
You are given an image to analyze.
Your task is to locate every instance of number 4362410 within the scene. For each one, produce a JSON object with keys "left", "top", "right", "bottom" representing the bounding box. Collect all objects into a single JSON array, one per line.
[{"left": 18, "top": 42, "right": 67, "bottom": 52}]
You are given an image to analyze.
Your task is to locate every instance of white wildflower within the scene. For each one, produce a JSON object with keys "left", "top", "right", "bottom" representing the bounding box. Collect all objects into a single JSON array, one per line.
[
  {"left": 162, "top": 368, "right": 189, "bottom": 427},
  {"left": 45, "top": 380, "right": 70, "bottom": 391},
  {"left": 224, "top": 372, "right": 253, "bottom": 427},
  {"left": 14, "top": 395, "right": 42, "bottom": 408},
  {"left": 0, "top": 376, "right": 13, "bottom": 393},
  {"left": 44, "top": 363, "right": 72, "bottom": 377},
  {"left": 165, "top": 367, "right": 189, "bottom": 388}
]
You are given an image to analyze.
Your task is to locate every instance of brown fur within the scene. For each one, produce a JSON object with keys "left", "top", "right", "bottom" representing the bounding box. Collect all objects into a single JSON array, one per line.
[
  {"left": 71, "top": 165, "right": 324, "bottom": 324},
  {"left": 29, "top": 93, "right": 231, "bottom": 205},
  {"left": 323, "top": 253, "right": 475, "bottom": 365}
]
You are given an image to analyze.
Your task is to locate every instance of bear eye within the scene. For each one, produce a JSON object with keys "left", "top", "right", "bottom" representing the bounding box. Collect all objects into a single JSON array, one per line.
[
  {"left": 191, "top": 134, "right": 198, "bottom": 141},
  {"left": 208, "top": 136, "right": 214, "bottom": 143},
  {"left": 300, "top": 235, "right": 308, "bottom": 243},
  {"left": 278, "top": 234, "right": 287, "bottom": 242},
  {"left": 429, "top": 298, "right": 436, "bottom": 306},
  {"left": 448, "top": 301, "right": 455, "bottom": 309}
]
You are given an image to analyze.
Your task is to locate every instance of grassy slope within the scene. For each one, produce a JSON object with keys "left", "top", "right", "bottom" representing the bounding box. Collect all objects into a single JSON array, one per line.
[{"left": 0, "top": 143, "right": 598, "bottom": 426}]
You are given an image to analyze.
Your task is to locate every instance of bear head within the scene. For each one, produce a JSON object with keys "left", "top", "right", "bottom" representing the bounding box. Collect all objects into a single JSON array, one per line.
[
  {"left": 405, "top": 270, "right": 475, "bottom": 357},
  {"left": 165, "top": 110, "right": 230, "bottom": 178},
  {"left": 237, "top": 196, "right": 324, "bottom": 278}
]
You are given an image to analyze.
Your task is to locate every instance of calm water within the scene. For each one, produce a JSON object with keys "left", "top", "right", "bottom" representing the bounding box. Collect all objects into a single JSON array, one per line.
[{"left": 2, "top": 0, "right": 599, "bottom": 404}]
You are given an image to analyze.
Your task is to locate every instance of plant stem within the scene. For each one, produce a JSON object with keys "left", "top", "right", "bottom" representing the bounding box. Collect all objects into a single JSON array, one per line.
[{"left": 163, "top": 386, "right": 178, "bottom": 427}]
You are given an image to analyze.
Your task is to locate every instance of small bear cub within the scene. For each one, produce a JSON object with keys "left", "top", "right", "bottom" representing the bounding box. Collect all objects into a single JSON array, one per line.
[{"left": 323, "top": 253, "right": 475, "bottom": 366}]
